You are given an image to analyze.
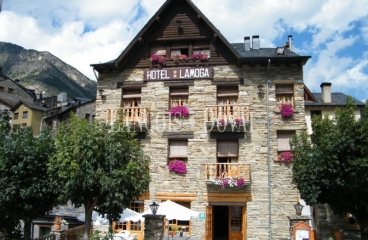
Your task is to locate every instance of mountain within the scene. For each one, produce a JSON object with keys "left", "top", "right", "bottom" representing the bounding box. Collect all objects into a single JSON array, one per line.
[{"left": 0, "top": 42, "right": 97, "bottom": 100}]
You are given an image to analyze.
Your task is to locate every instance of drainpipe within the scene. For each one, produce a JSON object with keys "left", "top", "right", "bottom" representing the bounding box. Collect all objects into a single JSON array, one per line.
[{"left": 266, "top": 59, "right": 272, "bottom": 240}]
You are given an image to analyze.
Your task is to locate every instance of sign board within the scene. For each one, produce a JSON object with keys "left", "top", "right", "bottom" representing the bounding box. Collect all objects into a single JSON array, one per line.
[
  {"left": 292, "top": 221, "right": 312, "bottom": 240},
  {"left": 198, "top": 212, "right": 206, "bottom": 221},
  {"left": 144, "top": 67, "right": 213, "bottom": 80}
]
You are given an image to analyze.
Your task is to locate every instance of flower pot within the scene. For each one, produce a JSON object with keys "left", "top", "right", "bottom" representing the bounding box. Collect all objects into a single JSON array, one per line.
[
  {"left": 54, "top": 223, "right": 61, "bottom": 230},
  {"left": 334, "top": 230, "right": 344, "bottom": 240}
]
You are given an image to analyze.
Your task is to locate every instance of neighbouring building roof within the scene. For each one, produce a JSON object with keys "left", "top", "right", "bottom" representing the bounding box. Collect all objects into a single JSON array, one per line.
[
  {"left": 305, "top": 93, "right": 365, "bottom": 107},
  {"left": 10, "top": 100, "right": 49, "bottom": 112}
]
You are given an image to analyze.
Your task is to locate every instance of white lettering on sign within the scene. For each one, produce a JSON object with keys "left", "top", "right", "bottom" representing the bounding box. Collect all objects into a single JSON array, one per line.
[
  {"left": 146, "top": 70, "right": 170, "bottom": 80},
  {"left": 180, "top": 68, "right": 209, "bottom": 78}
]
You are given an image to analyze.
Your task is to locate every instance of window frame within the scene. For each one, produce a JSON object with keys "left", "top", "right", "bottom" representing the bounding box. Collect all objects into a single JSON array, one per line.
[
  {"left": 276, "top": 84, "right": 294, "bottom": 108},
  {"left": 168, "top": 140, "right": 188, "bottom": 163},
  {"left": 22, "top": 111, "right": 28, "bottom": 119},
  {"left": 13, "top": 112, "right": 19, "bottom": 120},
  {"left": 170, "top": 88, "right": 189, "bottom": 108},
  {"left": 277, "top": 130, "right": 295, "bottom": 152}
]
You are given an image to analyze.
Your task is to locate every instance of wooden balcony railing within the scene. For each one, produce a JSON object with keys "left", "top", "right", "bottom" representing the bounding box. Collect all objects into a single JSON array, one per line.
[
  {"left": 106, "top": 108, "right": 150, "bottom": 130},
  {"left": 204, "top": 104, "right": 250, "bottom": 122},
  {"left": 205, "top": 163, "right": 251, "bottom": 184}
]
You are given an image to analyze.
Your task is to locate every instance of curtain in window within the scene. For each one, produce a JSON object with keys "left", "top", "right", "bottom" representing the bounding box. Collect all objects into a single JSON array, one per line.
[
  {"left": 169, "top": 140, "right": 188, "bottom": 158},
  {"left": 217, "top": 140, "right": 238, "bottom": 157}
]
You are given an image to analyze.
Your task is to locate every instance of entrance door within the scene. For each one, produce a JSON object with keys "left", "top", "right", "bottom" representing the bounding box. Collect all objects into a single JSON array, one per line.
[
  {"left": 229, "top": 206, "right": 245, "bottom": 240},
  {"left": 211, "top": 206, "right": 246, "bottom": 240}
]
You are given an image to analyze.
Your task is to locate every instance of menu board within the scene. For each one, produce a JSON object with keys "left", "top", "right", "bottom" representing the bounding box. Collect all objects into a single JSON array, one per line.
[{"left": 295, "top": 229, "right": 309, "bottom": 240}]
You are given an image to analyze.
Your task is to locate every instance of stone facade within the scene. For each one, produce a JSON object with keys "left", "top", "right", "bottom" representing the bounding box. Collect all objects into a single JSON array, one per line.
[{"left": 95, "top": 63, "right": 307, "bottom": 240}]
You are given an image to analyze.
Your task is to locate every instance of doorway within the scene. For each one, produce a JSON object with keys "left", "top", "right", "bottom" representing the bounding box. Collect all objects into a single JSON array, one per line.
[{"left": 208, "top": 205, "right": 246, "bottom": 240}]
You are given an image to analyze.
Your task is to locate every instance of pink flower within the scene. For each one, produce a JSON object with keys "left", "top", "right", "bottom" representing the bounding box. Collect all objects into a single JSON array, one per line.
[
  {"left": 168, "top": 160, "right": 187, "bottom": 174},
  {"left": 278, "top": 151, "right": 293, "bottom": 163},
  {"left": 169, "top": 106, "right": 189, "bottom": 118},
  {"left": 280, "top": 104, "right": 294, "bottom": 118}
]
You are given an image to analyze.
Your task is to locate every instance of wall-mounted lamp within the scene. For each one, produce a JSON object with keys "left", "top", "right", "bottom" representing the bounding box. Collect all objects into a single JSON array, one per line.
[
  {"left": 294, "top": 198, "right": 304, "bottom": 216},
  {"left": 98, "top": 89, "right": 104, "bottom": 96},
  {"left": 176, "top": 20, "right": 182, "bottom": 28},
  {"left": 257, "top": 84, "right": 264, "bottom": 94},
  {"left": 149, "top": 201, "right": 160, "bottom": 215}
]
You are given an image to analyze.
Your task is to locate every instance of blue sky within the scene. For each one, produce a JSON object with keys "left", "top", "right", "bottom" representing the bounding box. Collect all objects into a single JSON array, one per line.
[{"left": 0, "top": 0, "right": 367, "bottom": 101}]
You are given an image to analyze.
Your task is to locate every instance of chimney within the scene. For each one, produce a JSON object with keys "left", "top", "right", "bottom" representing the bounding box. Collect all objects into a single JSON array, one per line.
[
  {"left": 244, "top": 36, "right": 250, "bottom": 51},
  {"left": 320, "top": 82, "right": 332, "bottom": 103},
  {"left": 288, "top": 35, "right": 293, "bottom": 51},
  {"left": 252, "top": 35, "right": 260, "bottom": 49}
]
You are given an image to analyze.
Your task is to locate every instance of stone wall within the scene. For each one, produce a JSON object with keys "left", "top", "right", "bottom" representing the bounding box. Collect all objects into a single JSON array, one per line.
[{"left": 95, "top": 63, "right": 307, "bottom": 240}]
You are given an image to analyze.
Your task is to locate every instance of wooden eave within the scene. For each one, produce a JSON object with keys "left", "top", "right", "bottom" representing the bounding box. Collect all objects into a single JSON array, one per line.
[
  {"left": 303, "top": 85, "right": 318, "bottom": 102},
  {"left": 92, "top": 0, "right": 240, "bottom": 72},
  {"left": 239, "top": 56, "right": 311, "bottom": 67}
]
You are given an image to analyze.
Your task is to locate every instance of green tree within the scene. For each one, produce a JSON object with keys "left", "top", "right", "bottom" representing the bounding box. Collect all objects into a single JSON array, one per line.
[
  {"left": 290, "top": 97, "right": 368, "bottom": 239},
  {"left": 49, "top": 113, "right": 150, "bottom": 240},
  {"left": 0, "top": 119, "right": 57, "bottom": 240}
]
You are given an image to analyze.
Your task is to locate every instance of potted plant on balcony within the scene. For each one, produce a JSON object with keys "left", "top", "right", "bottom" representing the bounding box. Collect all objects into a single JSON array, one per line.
[
  {"left": 54, "top": 216, "right": 68, "bottom": 230},
  {"left": 172, "top": 54, "right": 188, "bottom": 64},
  {"left": 168, "top": 160, "right": 187, "bottom": 174},
  {"left": 150, "top": 54, "right": 166, "bottom": 66},
  {"left": 280, "top": 104, "right": 294, "bottom": 118},
  {"left": 212, "top": 176, "right": 245, "bottom": 189},
  {"left": 191, "top": 52, "right": 209, "bottom": 62},
  {"left": 169, "top": 105, "right": 189, "bottom": 118},
  {"left": 278, "top": 151, "right": 293, "bottom": 163}
]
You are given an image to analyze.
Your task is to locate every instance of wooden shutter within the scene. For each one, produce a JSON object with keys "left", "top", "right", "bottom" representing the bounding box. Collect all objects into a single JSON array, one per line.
[
  {"left": 169, "top": 140, "right": 188, "bottom": 158},
  {"left": 217, "top": 86, "right": 238, "bottom": 97},
  {"left": 205, "top": 206, "right": 213, "bottom": 240},
  {"left": 217, "top": 140, "right": 238, "bottom": 157},
  {"left": 276, "top": 84, "right": 293, "bottom": 93},
  {"left": 277, "top": 131, "right": 295, "bottom": 151}
]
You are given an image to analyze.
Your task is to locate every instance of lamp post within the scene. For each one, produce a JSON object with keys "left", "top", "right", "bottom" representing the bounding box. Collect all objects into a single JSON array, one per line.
[
  {"left": 294, "top": 199, "right": 304, "bottom": 216},
  {"left": 149, "top": 201, "right": 160, "bottom": 215}
]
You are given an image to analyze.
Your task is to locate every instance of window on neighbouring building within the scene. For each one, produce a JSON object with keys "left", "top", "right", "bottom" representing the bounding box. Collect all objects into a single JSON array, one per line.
[
  {"left": 85, "top": 113, "right": 90, "bottom": 120},
  {"left": 276, "top": 84, "right": 294, "bottom": 108},
  {"left": 170, "top": 88, "right": 188, "bottom": 107},
  {"left": 310, "top": 110, "right": 322, "bottom": 120},
  {"left": 21, "top": 123, "right": 27, "bottom": 128},
  {"left": 217, "top": 140, "right": 239, "bottom": 177},
  {"left": 13, "top": 112, "right": 19, "bottom": 120},
  {"left": 277, "top": 130, "right": 295, "bottom": 152},
  {"left": 8, "top": 88, "right": 14, "bottom": 94},
  {"left": 0, "top": 86, "right": 4, "bottom": 92},
  {"left": 22, "top": 111, "right": 28, "bottom": 119},
  {"left": 169, "top": 140, "right": 188, "bottom": 163}
]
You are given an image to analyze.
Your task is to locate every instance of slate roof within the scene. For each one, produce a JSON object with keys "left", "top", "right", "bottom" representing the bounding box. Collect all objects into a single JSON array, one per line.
[
  {"left": 305, "top": 93, "right": 365, "bottom": 107},
  {"left": 10, "top": 100, "right": 49, "bottom": 112},
  {"left": 231, "top": 43, "right": 303, "bottom": 58}
]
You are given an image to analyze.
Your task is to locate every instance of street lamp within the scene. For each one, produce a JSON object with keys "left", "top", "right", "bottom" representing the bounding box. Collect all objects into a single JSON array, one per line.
[
  {"left": 294, "top": 199, "right": 304, "bottom": 216},
  {"left": 149, "top": 201, "right": 160, "bottom": 215}
]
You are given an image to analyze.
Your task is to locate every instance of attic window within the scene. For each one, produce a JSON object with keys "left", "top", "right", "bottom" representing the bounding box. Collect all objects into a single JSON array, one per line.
[
  {"left": 0, "top": 86, "right": 4, "bottom": 92},
  {"left": 8, "top": 88, "right": 14, "bottom": 94},
  {"left": 276, "top": 47, "right": 285, "bottom": 55}
]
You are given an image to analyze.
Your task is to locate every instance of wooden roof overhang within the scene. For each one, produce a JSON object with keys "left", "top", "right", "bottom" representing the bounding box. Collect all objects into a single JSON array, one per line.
[{"left": 91, "top": 0, "right": 240, "bottom": 74}]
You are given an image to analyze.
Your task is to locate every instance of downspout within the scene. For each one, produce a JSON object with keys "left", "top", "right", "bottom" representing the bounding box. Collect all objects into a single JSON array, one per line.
[{"left": 266, "top": 59, "right": 272, "bottom": 240}]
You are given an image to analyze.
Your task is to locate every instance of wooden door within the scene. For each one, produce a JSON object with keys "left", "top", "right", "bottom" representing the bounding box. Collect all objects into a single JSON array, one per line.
[
  {"left": 242, "top": 206, "right": 247, "bottom": 240},
  {"left": 229, "top": 206, "right": 243, "bottom": 240},
  {"left": 205, "top": 206, "right": 213, "bottom": 240}
]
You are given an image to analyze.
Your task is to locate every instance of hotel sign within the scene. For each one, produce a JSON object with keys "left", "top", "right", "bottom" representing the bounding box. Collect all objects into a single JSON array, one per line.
[{"left": 144, "top": 67, "right": 213, "bottom": 80}]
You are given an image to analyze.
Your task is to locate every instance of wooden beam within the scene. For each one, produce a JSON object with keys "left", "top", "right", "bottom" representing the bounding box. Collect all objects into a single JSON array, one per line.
[
  {"left": 203, "top": 192, "right": 252, "bottom": 202},
  {"left": 156, "top": 192, "right": 197, "bottom": 201}
]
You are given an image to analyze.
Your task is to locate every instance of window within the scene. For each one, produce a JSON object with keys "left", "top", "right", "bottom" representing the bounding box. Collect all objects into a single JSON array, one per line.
[
  {"left": 22, "top": 111, "right": 28, "bottom": 119},
  {"left": 277, "top": 130, "right": 295, "bottom": 152},
  {"left": 8, "top": 88, "right": 14, "bottom": 94},
  {"left": 170, "top": 88, "right": 188, "bottom": 107},
  {"left": 217, "top": 140, "right": 238, "bottom": 177},
  {"left": 150, "top": 45, "right": 166, "bottom": 57},
  {"left": 122, "top": 89, "right": 141, "bottom": 121},
  {"left": 21, "top": 123, "right": 27, "bottom": 128},
  {"left": 169, "top": 140, "right": 188, "bottom": 162},
  {"left": 217, "top": 86, "right": 238, "bottom": 119},
  {"left": 0, "top": 86, "right": 4, "bottom": 92},
  {"left": 130, "top": 201, "right": 144, "bottom": 213},
  {"left": 85, "top": 113, "right": 91, "bottom": 120},
  {"left": 310, "top": 110, "right": 321, "bottom": 120},
  {"left": 276, "top": 84, "right": 294, "bottom": 107},
  {"left": 346, "top": 213, "right": 359, "bottom": 228},
  {"left": 13, "top": 112, "right": 19, "bottom": 120}
]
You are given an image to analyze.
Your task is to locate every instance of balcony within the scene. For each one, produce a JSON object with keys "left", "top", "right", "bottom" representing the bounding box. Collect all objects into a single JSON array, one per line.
[
  {"left": 205, "top": 163, "right": 251, "bottom": 185},
  {"left": 204, "top": 104, "right": 250, "bottom": 132},
  {"left": 106, "top": 108, "right": 150, "bottom": 132}
]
